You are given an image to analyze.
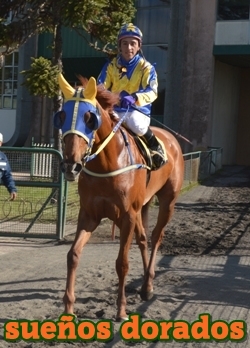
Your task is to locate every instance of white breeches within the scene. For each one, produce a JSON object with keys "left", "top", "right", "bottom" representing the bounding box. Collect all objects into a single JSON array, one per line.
[{"left": 116, "top": 110, "right": 150, "bottom": 136}]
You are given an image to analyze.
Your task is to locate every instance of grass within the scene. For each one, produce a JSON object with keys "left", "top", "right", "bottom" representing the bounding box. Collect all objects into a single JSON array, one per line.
[
  {"left": 0, "top": 181, "right": 80, "bottom": 223},
  {"left": 0, "top": 178, "right": 201, "bottom": 223}
]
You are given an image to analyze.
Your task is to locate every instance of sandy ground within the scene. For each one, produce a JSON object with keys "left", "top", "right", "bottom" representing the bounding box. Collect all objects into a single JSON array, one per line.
[{"left": 0, "top": 165, "right": 250, "bottom": 347}]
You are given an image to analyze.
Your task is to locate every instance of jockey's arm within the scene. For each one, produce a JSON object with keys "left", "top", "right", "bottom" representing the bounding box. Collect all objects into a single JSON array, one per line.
[{"left": 134, "top": 65, "right": 158, "bottom": 107}]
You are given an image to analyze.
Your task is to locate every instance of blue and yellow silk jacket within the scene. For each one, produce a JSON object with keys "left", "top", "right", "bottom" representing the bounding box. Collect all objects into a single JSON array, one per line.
[{"left": 97, "top": 54, "right": 158, "bottom": 116}]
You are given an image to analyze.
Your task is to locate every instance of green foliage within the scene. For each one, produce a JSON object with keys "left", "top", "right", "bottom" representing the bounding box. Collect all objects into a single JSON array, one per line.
[
  {"left": 20, "top": 57, "right": 60, "bottom": 97},
  {"left": 61, "top": 0, "right": 136, "bottom": 52},
  {"left": 0, "top": 0, "right": 136, "bottom": 148},
  {"left": 0, "top": 0, "right": 136, "bottom": 55}
]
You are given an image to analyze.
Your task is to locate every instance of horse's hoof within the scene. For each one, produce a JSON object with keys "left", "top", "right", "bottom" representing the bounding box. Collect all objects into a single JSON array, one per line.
[
  {"left": 140, "top": 289, "right": 154, "bottom": 301},
  {"left": 116, "top": 316, "right": 129, "bottom": 322}
]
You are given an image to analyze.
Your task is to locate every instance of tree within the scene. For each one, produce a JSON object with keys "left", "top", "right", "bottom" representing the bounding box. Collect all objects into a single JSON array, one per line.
[
  {"left": 21, "top": 57, "right": 60, "bottom": 97},
  {"left": 0, "top": 0, "right": 136, "bottom": 148},
  {"left": 20, "top": 57, "right": 59, "bottom": 142},
  {"left": 0, "top": 0, "right": 136, "bottom": 56}
]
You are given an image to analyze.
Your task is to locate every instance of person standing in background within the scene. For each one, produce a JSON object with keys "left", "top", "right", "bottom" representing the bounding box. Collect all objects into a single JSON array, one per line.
[{"left": 0, "top": 133, "right": 17, "bottom": 200}]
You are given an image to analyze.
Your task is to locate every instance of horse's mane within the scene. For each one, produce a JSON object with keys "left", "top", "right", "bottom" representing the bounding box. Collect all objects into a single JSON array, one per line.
[{"left": 77, "top": 75, "right": 120, "bottom": 114}]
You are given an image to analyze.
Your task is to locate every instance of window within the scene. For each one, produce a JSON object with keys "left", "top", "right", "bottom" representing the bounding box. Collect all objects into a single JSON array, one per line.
[
  {"left": 217, "top": 0, "right": 250, "bottom": 20},
  {"left": 0, "top": 52, "right": 18, "bottom": 109}
]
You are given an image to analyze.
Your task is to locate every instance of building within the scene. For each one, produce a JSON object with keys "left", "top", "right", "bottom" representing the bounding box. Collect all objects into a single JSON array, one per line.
[
  {"left": 166, "top": 0, "right": 250, "bottom": 165},
  {"left": 1, "top": 0, "right": 250, "bottom": 164}
]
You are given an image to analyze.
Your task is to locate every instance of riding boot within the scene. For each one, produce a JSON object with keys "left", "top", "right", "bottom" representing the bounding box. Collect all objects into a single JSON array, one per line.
[{"left": 142, "top": 128, "right": 167, "bottom": 169}]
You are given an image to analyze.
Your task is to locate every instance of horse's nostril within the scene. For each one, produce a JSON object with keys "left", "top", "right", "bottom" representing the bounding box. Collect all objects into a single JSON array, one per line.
[
  {"left": 71, "top": 162, "right": 82, "bottom": 174},
  {"left": 60, "top": 162, "right": 82, "bottom": 175}
]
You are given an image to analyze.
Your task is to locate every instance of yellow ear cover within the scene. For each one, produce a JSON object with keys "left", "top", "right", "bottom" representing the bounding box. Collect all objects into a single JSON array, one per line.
[
  {"left": 58, "top": 73, "right": 75, "bottom": 99},
  {"left": 83, "top": 77, "right": 97, "bottom": 101}
]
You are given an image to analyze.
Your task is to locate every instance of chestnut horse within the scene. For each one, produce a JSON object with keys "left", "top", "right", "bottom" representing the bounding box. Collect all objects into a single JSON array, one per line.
[{"left": 54, "top": 73, "right": 184, "bottom": 321}]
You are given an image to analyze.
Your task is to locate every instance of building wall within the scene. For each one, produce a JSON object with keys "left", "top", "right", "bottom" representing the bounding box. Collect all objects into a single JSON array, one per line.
[
  {"left": 164, "top": 1, "right": 186, "bottom": 133},
  {"left": 236, "top": 68, "right": 250, "bottom": 165},
  {"left": 3, "top": 0, "right": 249, "bottom": 160},
  {"left": 212, "top": 63, "right": 250, "bottom": 166},
  {"left": 14, "top": 37, "right": 38, "bottom": 146},
  {"left": 167, "top": 0, "right": 250, "bottom": 165},
  {"left": 215, "top": 21, "right": 250, "bottom": 45},
  {"left": 166, "top": 0, "right": 217, "bottom": 153},
  {"left": 0, "top": 110, "right": 16, "bottom": 143},
  {"left": 0, "top": 37, "right": 37, "bottom": 146},
  {"left": 183, "top": 0, "right": 217, "bottom": 151},
  {"left": 211, "top": 60, "right": 240, "bottom": 164}
]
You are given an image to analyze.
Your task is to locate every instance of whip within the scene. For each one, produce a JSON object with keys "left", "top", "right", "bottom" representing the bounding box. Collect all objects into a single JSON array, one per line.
[{"left": 131, "top": 105, "right": 193, "bottom": 146}]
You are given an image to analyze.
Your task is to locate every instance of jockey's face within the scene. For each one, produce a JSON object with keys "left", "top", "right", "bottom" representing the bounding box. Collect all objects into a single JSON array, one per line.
[{"left": 119, "top": 38, "right": 140, "bottom": 61}]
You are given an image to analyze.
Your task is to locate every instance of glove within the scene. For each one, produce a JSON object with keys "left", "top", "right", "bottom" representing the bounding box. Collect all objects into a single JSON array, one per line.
[{"left": 120, "top": 95, "right": 136, "bottom": 109}]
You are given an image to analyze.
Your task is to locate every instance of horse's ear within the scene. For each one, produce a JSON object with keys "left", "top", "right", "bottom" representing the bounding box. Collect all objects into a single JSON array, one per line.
[
  {"left": 58, "top": 73, "right": 75, "bottom": 99},
  {"left": 84, "top": 77, "right": 97, "bottom": 100}
]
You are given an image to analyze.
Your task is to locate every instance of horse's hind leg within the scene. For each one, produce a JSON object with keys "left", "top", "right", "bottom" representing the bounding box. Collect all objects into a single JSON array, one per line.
[
  {"left": 115, "top": 211, "right": 136, "bottom": 321},
  {"left": 63, "top": 209, "right": 99, "bottom": 314},
  {"left": 140, "top": 184, "right": 178, "bottom": 301},
  {"left": 134, "top": 202, "right": 152, "bottom": 275}
]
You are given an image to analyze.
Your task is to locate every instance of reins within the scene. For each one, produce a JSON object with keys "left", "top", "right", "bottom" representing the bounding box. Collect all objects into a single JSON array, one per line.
[
  {"left": 82, "top": 163, "right": 150, "bottom": 177},
  {"left": 82, "top": 108, "right": 151, "bottom": 177},
  {"left": 83, "top": 108, "right": 129, "bottom": 163}
]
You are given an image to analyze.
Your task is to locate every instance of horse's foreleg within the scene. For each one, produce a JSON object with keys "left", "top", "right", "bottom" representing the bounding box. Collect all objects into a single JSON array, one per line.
[
  {"left": 115, "top": 213, "right": 135, "bottom": 321},
  {"left": 141, "top": 191, "right": 176, "bottom": 301},
  {"left": 63, "top": 211, "right": 99, "bottom": 314}
]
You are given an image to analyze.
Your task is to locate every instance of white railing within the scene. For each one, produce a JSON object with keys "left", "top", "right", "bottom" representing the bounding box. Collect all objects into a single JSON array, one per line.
[{"left": 31, "top": 143, "right": 54, "bottom": 178}]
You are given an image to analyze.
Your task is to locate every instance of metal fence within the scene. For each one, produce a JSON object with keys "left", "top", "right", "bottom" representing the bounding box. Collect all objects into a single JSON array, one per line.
[
  {"left": 31, "top": 143, "right": 54, "bottom": 178},
  {"left": 0, "top": 147, "right": 65, "bottom": 239},
  {"left": 0, "top": 146, "right": 222, "bottom": 239},
  {"left": 182, "top": 147, "right": 223, "bottom": 190}
]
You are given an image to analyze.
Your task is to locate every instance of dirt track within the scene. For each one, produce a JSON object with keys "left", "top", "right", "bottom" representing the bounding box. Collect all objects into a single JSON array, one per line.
[
  {"left": 79, "top": 165, "right": 250, "bottom": 257},
  {"left": 0, "top": 165, "right": 250, "bottom": 348}
]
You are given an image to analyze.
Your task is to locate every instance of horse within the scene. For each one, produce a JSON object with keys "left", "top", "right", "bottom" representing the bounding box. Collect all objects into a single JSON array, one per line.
[{"left": 54, "top": 73, "right": 184, "bottom": 321}]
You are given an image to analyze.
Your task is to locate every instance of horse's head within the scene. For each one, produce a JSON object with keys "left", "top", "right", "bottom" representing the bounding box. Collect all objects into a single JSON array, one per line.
[{"left": 54, "top": 74, "right": 102, "bottom": 181}]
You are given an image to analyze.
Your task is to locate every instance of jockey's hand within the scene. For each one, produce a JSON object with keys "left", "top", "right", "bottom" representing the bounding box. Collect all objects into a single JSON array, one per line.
[
  {"left": 10, "top": 192, "right": 17, "bottom": 201},
  {"left": 120, "top": 95, "right": 136, "bottom": 109}
]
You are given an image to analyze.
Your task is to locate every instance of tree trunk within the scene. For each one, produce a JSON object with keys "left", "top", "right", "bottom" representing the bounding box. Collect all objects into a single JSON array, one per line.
[
  {"left": 52, "top": 22, "right": 63, "bottom": 153},
  {"left": 25, "top": 95, "right": 42, "bottom": 146}
]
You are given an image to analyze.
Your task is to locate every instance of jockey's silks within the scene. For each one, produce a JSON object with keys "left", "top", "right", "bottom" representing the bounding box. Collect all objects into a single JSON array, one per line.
[{"left": 97, "top": 54, "right": 158, "bottom": 116}]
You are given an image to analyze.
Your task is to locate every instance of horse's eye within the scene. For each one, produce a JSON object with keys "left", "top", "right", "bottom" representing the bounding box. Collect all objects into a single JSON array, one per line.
[
  {"left": 54, "top": 110, "right": 66, "bottom": 129},
  {"left": 84, "top": 111, "right": 98, "bottom": 130}
]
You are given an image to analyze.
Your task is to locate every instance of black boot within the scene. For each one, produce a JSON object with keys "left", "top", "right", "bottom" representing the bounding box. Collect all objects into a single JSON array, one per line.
[{"left": 142, "top": 128, "right": 167, "bottom": 169}]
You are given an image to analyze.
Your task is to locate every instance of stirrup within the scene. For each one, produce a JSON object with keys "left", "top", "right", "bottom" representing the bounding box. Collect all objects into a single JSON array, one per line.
[{"left": 150, "top": 148, "right": 167, "bottom": 170}]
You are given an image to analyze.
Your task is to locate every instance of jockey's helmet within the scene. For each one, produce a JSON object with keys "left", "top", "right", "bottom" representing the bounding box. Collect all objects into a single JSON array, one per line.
[{"left": 117, "top": 23, "right": 143, "bottom": 44}]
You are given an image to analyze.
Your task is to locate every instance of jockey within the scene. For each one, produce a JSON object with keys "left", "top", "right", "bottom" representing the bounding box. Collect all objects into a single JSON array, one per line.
[{"left": 97, "top": 23, "right": 166, "bottom": 169}]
